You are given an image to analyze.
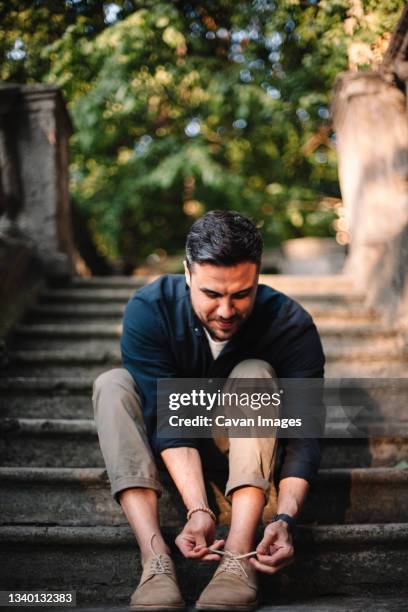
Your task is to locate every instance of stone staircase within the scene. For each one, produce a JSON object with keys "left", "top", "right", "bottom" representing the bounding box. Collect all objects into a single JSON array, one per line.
[{"left": 0, "top": 275, "right": 407, "bottom": 610}]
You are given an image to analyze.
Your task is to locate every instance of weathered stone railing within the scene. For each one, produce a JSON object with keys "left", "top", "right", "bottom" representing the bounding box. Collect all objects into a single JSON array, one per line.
[
  {"left": 332, "top": 6, "right": 408, "bottom": 327},
  {"left": 0, "top": 84, "right": 76, "bottom": 336},
  {"left": 0, "top": 83, "right": 76, "bottom": 276}
]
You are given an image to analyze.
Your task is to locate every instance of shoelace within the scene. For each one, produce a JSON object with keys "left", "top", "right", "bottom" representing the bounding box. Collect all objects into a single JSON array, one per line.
[
  {"left": 147, "top": 533, "right": 172, "bottom": 575},
  {"left": 207, "top": 548, "right": 257, "bottom": 578},
  {"left": 147, "top": 534, "right": 257, "bottom": 577}
]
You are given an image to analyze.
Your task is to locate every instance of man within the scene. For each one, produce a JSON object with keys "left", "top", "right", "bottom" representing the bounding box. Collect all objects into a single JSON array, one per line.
[{"left": 93, "top": 210, "right": 325, "bottom": 611}]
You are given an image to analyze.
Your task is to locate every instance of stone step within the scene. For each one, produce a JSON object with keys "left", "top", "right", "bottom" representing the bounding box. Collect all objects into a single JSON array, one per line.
[
  {"left": 11, "top": 322, "right": 405, "bottom": 354},
  {"left": 320, "top": 437, "right": 408, "bottom": 469},
  {"left": 0, "top": 467, "right": 181, "bottom": 527},
  {"left": 10, "top": 339, "right": 405, "bottom": 358},
  {"left": 40, "top": 288, "right": 365, "bottom": 306},
  {"left": 2, "top": 346, "right": 407, "bottom": 378},
  {"left": 2, "top": 362, "right": 407, "bottom": 379},
  {"left": 2, "top": 377, "right": 407, "bottom": 425},
  {"left": 1, "top": 466, "right": 407, "bottom": 526},
  {"left": 27, "top": 302, "right": 380, "bottom": 324},
  {"left": 324, "top": 361, "right": 408, "bottom": 377},
  {"left": 68, "top": 274, "right": 358, "bottom": 295},
  {"left": 47, "top": 599, "right": 408, "bottom": 612},
  {"left": 1, "top": 418, "right": 407, "bottom": 468},
  {"left": 12, "top": 321, "right": 398, "bottom": 339},
  {"left": 0, "top": 349, "right": 121, "bottom": 378},
  {"left": 3, "top": 344, "right": 407, "bottom": 365},
  {"left": 3, "top": 360, "right": 406, "bottom": 378},
  {"left": 41, "top": 288, "right": 136, "bottom": 302},
  {"left": 14, "top": 323, "right": 123, "bottom": 338},
  {"left": 2, "top": 377, "right": 407, "bottom": 423},
  {"left": 0, "top": 418, "right": 102, "bottom": 467},
  {"left": 0, "top": 524, "right": 407, "bottom": 603},
  {"left": 0, "top": 378, "right": 93, "bottom": 419},
  {"left": 68, "top": 275, "right": 155, "bottom": 289}
]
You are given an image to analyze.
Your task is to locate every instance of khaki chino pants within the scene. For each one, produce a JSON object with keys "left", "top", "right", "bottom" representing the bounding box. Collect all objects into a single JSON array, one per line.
[{"left": 92, "top": 359, "right": 278, "bottom": 503}]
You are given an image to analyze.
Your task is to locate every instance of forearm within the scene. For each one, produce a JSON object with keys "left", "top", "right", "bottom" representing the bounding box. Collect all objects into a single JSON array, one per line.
[
  {"left": 161, "top": 446, "right": 208, "bottom": 509},
  {"left": 277, "top": 476, "right": 309, "bottom": 519},
  {"left": 164, "top": 447, "right": 222, "bottom": 560},
  {"left": 253, "top": 477, "right": 305, "bottom": 574}
]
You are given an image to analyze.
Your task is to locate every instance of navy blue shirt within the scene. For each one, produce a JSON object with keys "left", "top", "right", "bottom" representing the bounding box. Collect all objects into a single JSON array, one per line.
[{"left": 121, "top": 274, "right": 325, "bottom": 484}]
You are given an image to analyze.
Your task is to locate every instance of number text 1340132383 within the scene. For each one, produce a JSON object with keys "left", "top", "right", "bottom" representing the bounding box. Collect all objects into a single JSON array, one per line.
[{"left": 0, "top": 591, "right": 76, "bottom": 607}]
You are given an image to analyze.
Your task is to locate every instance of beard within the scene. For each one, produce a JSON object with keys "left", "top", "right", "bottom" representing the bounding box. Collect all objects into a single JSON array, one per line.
[{"left": 203, "top": 314, "right": 242, "bottom": 341}]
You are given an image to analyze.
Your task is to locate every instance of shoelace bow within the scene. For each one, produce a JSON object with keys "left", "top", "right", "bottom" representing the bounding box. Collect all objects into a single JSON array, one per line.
[
  {"left": 207, "top": 548, "right": 257, "bottom": 578},
  {"left": 147, "top": 534, "right": 257, "bottom": 578},
  {"left": 148, "top": 534, "right": 172, "bottom": 575}
]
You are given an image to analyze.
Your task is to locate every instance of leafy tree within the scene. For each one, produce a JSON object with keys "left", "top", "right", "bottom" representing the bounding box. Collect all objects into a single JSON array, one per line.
[{"left": 1, "top": 1, "right": 404, "bottom": 267}]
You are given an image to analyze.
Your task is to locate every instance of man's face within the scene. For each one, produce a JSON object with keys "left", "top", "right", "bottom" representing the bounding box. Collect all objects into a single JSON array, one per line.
[{"left": 184, "top": 261, "right": 259, "bottom": 341}]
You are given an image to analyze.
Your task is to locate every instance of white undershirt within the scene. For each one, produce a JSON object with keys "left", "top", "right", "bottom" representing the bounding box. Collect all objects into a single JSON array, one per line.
[{"left": 204, "top": 328, "right": 229, "bottom": 360}]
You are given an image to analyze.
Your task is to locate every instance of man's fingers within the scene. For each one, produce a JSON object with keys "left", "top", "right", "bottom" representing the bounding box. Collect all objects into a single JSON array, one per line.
[
  {"left": 256, "top": 545, "right": 293, "bottom": 566},
  {"left": 193, "top": 534, "right": 207, "bottom": 549},
  {"left": 199, "top": 539, "right": 225, "bottom": 561},
  {"left": 208, "top": 539, "right": 225, "bottom": 550},
  {"left": 200, "top": 552, "right": 224, "bottom": 561},
  {"left": 175, "top": 530, "right": 203, "bottom": 558},
  {"left": 249, "top": 556, "right": 294, "bottom": 575},
  {"left": 190, "top": 538, "right": 224, "bottom": 559},
  {"left": 176, "top": 534, "right": 225, "bottom": 560},
  {"left": 175, "top": 536, "right": 194, "bottom": 557},
  {"left": 256, "top": 533, "right": 277, "bottom": 555},
  {"left": 256, "top": 542, "right": 278, "bottom": 556},
  {"left": 186, "top": 547, "right": 210, "bottom": 559},
  {"left": 193, "top": 537, "right": 223, "bottom": 552}
]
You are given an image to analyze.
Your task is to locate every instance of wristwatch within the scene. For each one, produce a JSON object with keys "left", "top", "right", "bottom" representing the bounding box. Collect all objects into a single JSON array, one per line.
[{"left": 270, "top": 513, "right": 297, "bottom": 536}]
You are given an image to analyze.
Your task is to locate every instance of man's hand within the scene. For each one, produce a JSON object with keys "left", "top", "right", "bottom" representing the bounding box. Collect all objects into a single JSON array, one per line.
[
  {"left": 249, "top": 520, "right": 294, "bottom": 574},
  {"left": 175, "top": 511, "right": 224, "bottom": 561}
]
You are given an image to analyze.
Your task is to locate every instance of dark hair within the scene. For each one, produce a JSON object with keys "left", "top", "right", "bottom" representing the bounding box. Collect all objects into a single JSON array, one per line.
[{"left": 185, "top": 210, "right": 263, "bottom": 269}]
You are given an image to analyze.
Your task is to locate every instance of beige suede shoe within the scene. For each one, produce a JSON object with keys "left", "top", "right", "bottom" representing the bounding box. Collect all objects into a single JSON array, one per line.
[
  {"left": 130, "top": 541, "right": 185, "bottom": 611},
  {"left": 196, "top": 552, "right": 259, "bottom": 611}
]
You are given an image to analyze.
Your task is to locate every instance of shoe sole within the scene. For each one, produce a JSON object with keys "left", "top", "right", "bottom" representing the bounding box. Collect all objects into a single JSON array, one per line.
[{"left": 196, "top": 600, "right": 259, "bottom": 611}]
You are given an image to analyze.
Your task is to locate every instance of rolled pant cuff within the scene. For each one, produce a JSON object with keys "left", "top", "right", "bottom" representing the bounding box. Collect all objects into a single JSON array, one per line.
[
  {"left": 112, "top": 476, "right": 163, "bottom": 503},
  {"left": 225, "top": 476, "right": 271, "bottom": 500}
]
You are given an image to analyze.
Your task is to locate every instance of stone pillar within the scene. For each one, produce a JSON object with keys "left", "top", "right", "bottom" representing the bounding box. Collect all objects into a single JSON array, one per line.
[
  {"left": 332, "top": 72, "right": 408, "bottom": 324},
  {"left": 0, "top": 84, "right": 75, "bottom": 276}
]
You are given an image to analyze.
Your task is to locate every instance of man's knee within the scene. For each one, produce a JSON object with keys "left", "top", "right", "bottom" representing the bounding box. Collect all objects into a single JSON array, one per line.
[
  {"left": 229, "top": 359, "right": 277, "bottom": 379},
  {"left": 92, "top": 368, "right": 135, "bottom": 407}
]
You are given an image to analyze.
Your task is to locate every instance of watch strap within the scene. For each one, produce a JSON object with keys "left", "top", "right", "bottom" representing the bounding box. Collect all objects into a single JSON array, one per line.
[{"left": 271, "top": 513, "right": 297, "bottom": 536}]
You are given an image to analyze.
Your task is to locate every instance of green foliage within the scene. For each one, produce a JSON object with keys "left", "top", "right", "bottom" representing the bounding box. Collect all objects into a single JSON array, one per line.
[{"left": 1, "top": 0, "right": 405, "bottom": 265}]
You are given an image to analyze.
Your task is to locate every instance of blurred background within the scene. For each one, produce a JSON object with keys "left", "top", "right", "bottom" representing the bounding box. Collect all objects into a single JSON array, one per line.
[{"left": 0, "top": 0, "right": 405, "bottom": 275}]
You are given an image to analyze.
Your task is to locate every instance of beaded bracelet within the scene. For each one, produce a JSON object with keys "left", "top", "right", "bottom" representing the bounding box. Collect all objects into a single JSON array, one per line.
[{"left": 187, "top": 506, "right": 216, "bottom": 523}]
